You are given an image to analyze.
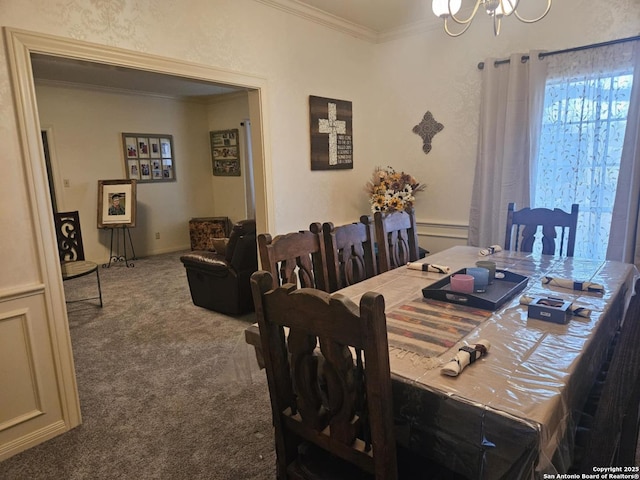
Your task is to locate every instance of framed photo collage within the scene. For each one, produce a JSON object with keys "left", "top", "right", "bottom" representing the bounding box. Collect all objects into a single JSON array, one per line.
[
  {"left": 210, "top": 129, "right": 241, "bottom": 176},
  {"left": 122, "top": 133, "right": 175, "bottom": 183}
]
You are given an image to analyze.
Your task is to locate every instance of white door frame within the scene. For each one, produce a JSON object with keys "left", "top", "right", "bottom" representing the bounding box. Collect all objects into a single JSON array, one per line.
[{"left": 2, "top": 26, "right": 274, "bottom": 459}]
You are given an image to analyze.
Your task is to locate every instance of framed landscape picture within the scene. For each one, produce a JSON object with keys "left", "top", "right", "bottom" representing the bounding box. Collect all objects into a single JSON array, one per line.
[
  {"left": 210, "top": 129, "right": 241, "bottom": 176},
  {"left": 122, "top": 133, "right": 176, "bottom": 183}
]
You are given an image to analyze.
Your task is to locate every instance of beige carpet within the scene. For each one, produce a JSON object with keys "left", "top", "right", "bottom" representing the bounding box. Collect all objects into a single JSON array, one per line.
[{"left": 0, "top": 251, "right": 275, "bottom": 479}]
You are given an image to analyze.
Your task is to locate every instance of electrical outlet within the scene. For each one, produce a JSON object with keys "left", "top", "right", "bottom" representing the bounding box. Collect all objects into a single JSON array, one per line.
[{"left": 155, "top": 232, "right": 160, "bottom": 239}]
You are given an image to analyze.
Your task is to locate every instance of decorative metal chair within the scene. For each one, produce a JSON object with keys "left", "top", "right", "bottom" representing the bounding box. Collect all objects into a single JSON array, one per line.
[{"left": 54, "top": 211, "right": 103, "bottom": 307}]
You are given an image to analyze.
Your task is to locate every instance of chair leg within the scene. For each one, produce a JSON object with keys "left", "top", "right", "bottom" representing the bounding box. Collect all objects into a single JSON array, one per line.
[
  {"left": 617, "top": 382, "right": 640, "bottom": 465},
  {"left": 96, "top": 268, "right": 103, "bottom": 308}
]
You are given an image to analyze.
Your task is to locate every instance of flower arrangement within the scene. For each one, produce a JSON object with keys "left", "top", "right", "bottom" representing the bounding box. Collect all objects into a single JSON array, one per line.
[{"left": 365, "top": 166, "right": 425, "bottom": 214}]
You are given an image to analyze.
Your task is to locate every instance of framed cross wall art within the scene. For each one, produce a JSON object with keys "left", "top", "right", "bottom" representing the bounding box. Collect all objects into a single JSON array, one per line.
[
  {"left": 309, "top": 95, "right": 353, "bottom": 170},
  {"left": 122, "top": 133, "right": 175, "bottom": 183}
]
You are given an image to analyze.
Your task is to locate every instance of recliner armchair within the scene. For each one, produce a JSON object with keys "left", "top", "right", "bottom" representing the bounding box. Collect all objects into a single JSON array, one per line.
[{"left": 180, "top": 219, "right": 257, "bottom": 315}]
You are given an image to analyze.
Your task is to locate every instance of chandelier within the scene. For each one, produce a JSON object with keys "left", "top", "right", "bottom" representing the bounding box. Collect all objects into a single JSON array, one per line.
[{"left": 432, "top": 0, "right": 552, "bottom": 37}]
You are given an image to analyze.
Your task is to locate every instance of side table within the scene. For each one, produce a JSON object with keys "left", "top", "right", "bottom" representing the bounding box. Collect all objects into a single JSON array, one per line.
[{"left": 189, "top": 217, "right": 231, "bottom": 251}]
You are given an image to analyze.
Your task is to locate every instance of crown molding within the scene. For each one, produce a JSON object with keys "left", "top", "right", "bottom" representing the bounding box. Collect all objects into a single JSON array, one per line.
[
  {"left": 379, "top": 19, "right": 442, "bottom": 43},
  {"left": 254, "top": 0, "right": 442, "bottom": 43},
  {"left": 253, "top": 0, "right": 378, "bottom": 42},
  {"left": 206, "top": 90, "right": 251, "bottom": 105}
]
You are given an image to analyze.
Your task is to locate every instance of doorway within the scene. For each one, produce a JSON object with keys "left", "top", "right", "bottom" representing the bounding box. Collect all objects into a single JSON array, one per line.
[
  {"left": 2, "top": 27, "right": 274, "bottom": 458},
  {"left": 34, "top": 64, "right": 256, "bottom": 261}
]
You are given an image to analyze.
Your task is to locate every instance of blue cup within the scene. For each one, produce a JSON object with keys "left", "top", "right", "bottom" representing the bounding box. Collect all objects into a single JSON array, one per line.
[
  {"left": 476, "top": 260, "right": 496, "bottom": 284},
  {"left": 466, "top": 267, "right": 489, "bottom": 293}
]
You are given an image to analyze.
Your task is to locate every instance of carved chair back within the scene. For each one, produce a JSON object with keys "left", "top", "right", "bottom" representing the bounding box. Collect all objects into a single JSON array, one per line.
[
  {"left": 250, "top": 270, "right": 397, "bottom": 479},
  {"left": 53, "top": 210, "right": 103, "bottom": 307},
  {"left": 322, "top": 221, "right": 377, "bottom": 293},
  {"left": 577, "top": 279, "right": 640, "bottom": 469},
  {"left": 362, "top": 208, "right": 419, "bottom": 273},
  {"left": 257, "top": 223, "right": 329, "bottom": 292},
  {"left": 505, "top": 203, "right": 579, "bottom": 257},
  {"left": 54, "top": 211, "right": 86, "bottom": 261}
]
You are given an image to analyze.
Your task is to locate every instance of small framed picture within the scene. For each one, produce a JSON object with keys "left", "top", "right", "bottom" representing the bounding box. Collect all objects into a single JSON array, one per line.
[
  {"left": 139, "top": 159, "right": 151, "bottom": 180},
  {"left": 127, "top": 159, "right": 140, "bottom": 180},
  {"left": 213, "top": 159, "right": 241, "bottom": 176},
  {"left": 162, "top": 159, "right": 174, "bottom": 179},
  {"left": 122, "top": 133, "right": 175, "bottom": 183},
  {"left": 137, "top": 137, "right": 150, "bottom": 158},
  {"left": 97, "top": 179, "right": 137, "bottom": 228},
  {"left": 125, "top": 136, "right": 138, "bottom": 158},
  {"left": 149, "top": 138, "right": 160, "bottom": 158},
  {"left": 160, "top": 137, "right": 172, "bottom": 157}
]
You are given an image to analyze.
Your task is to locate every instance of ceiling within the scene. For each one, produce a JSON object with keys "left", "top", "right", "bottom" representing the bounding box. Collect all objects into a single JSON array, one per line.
[
  {"left": 31, "top": 54, "right": 244, "bottom": 99},
  {"left": 281, "top": 0, "right": 437, "bottom": 33},
  {"left": 31, "top": 1, "right": 438, "bottom": 98}
]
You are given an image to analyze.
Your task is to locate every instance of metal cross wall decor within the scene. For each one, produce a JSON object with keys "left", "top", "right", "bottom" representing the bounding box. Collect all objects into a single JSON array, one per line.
[{"left": 413, "top": 111, "right": 444, "bottom": 154}]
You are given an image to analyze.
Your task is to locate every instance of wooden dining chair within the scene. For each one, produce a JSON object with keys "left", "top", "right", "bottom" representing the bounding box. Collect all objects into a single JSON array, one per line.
[
  {"left": 504, "top": 203, "right": 579, "bottom": 257},
  {"left": 257, "top": 223, "right": 329, "bottom": 292},
  {"left": 321, "top": 221, "right": 377, "bottom": 293},
  {"left": 361, "top": 208, "right": 420, "bottom": 273},
  {"left": 573, "top": 279, "right": 640, "bottom": 471},
  {"left": 250, "top": 270, "right": 398, "bottom": 480},
  {"left": 54, "top": 210, "right": 103, "bottom": 307}
]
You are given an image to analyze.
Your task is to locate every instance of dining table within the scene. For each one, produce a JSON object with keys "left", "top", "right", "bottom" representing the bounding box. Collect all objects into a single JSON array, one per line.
[{"left": 243, "top": 245, "right": 638, "bottom": 479}]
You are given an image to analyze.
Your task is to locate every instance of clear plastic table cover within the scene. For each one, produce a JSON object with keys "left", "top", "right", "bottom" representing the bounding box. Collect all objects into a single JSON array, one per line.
[{"left": 239, "top": 246, "right": 638, "bottom": 479}]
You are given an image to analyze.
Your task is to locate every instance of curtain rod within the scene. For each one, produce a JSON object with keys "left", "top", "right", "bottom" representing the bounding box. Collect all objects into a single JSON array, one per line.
[{"left": 477, "top": 34, "right": 640, "bottom": 70}]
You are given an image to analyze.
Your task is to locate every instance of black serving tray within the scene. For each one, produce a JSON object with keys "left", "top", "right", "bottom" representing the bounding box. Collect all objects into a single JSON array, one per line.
[{"left": 421, "top": 269, "right": 529, "bottom": 311}]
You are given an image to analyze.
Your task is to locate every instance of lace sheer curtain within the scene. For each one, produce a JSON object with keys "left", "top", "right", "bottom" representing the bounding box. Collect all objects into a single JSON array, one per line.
[
  {"left": 533, "top": 41, "right": 639, "bottom": 261},
  {"left": 470, "top": 40, "right": 640, "bottom": 262}
]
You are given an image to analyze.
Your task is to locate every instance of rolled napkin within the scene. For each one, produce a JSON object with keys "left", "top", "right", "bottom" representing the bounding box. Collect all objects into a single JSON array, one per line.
[
  {"left": 479, "top": 245, "right": 503, "bottom": 256},
  {"left": 441, "top": 340, "right": 491, "bottom": 377},
  {"left": 519, "top": 294, "right": 592, "bottom": 318},
  {"left": 542, "top": 276, "right": 605, "bottom": 294},
  {"left": 406, "top": 262, "right": 451, "bottom": 274}
]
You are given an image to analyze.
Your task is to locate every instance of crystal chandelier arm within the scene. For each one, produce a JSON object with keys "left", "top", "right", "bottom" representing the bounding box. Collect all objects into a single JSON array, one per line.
[
  {"left": 513, "top": 0, "right": 552, "bottom": 23},
  {"left": 447, "top": 0, "right": 483, "bottom": 25}
]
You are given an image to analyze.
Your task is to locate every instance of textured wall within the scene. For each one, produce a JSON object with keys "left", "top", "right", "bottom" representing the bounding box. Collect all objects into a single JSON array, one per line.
[
  {"left": 372, "top": 0, "right": 640, "bottom": 235},
  {"left": 206, "top": 93, "right": 252, "bottom": 225},
  {"left": 36, "top": 83, "right": 218, "bottom": 261},
  {"left": 0, "top": 0, "right": 375, "bottom": 290}
]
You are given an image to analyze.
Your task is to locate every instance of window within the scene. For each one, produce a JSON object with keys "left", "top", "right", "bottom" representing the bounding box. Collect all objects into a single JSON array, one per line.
[{"left": 532, "top": 47, "right": 635, "bottom": 260}]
